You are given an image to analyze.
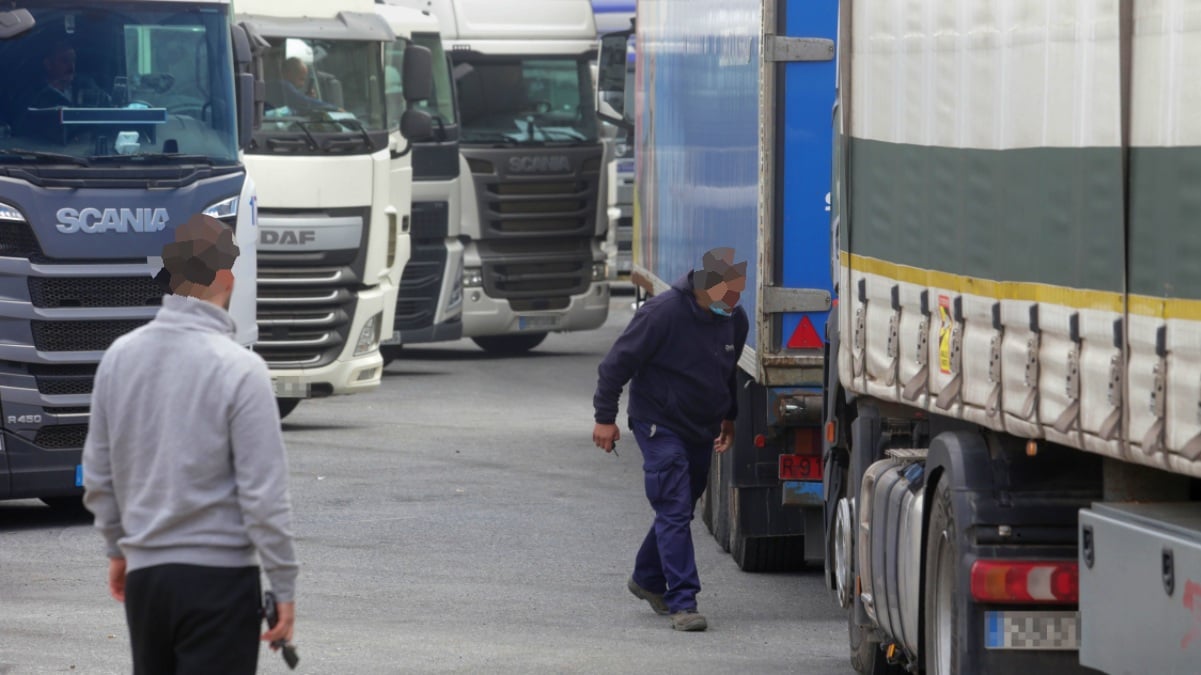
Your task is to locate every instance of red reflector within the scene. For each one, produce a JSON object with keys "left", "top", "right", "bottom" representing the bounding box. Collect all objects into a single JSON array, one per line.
[
  {"left": 779, "top": 453, "right": 823, "bottom": 480},
  {"left": 786, "top": 315, "right": 823, "bottom": 349},
  {"left": 969, "top": 560, "right": 1079, "bottom": 604},
  {"left": 754, "top": 434, "right": 766, "bottom": 448}
]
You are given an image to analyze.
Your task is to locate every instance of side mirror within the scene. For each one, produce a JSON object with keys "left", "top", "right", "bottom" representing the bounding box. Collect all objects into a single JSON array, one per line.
[
  {"left": 233, "top": 23, "right": 268, "bottom": 149},
  {"left": 401, "top": 108, "right": 433, "bottom": 142},
  {"left": 0, "top": 9, "right": 35, "bottom": 40},
  {"left": 596, "top": 29, "right": 633, "bottom": 133},
  {"left": 403, "top": 44, "right": 433, "bottom": 103}
]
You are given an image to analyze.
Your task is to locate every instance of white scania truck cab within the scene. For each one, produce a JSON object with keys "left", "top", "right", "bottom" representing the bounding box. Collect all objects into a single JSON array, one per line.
[
  {"left": 236, "top": 0, "right": 432, "bottom": 416},
  {"left": 387, "top": 0, "right": 610, "bottom": 355}
]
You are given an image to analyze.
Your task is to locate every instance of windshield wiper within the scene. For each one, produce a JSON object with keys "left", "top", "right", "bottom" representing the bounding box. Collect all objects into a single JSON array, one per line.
[
  {"left": 0, "top": 148, "right": 90, "bottom": 167},
  {"left": 462, "top": 133, "right": 518, "bottom": 145},
  {"left": 89, "top": 153, "right": 217, "bottom": 165},
  {"left": 336, "top": 118, "right": 375, "bottom": 150}
]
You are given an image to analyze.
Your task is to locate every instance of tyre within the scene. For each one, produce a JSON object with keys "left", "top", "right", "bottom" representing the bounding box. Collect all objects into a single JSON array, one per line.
[
  {"left": 849, "top": 609, "right": 902, "bottom": 674},
  {"left": 380, "top": 344, "right": 402, "bottom": 366},
  {"left": 924, "top": 478, "right": 959, "bottom": 675},
  {"left": 471, "top": 332, "right": 547, "bottom": 355},
  {"left": 710, "top": 446, "right": 731, "bottom": 552},
  {"left": 277, "top": 398, "right": 301, "bottom": 420},
  {"left": 41, "top": 496, "right": 87, "bottom": 514}
]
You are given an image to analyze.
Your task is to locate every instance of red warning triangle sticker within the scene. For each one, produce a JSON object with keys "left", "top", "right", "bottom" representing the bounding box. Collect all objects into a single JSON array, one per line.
[{"left": 786, "top": 315, "right": 823, "bottom": 349}]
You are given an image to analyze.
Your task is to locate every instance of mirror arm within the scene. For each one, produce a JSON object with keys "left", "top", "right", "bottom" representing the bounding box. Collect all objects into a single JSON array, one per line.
[{"left": 391, "top": 137, "right": 414, "bottom": 159}]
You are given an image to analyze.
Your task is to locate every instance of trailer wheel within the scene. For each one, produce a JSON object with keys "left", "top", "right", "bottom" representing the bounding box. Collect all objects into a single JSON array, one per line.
[
  {"left": 277, "top": 398, "right": 301, "bottom": 420},
  {"left": 471, "top": 332, "right": 547, "bottom": 355},
  {"left": 849, "top": 609, "right": 902, "bottom": 674},
  {"left": 924, "top": 478, "right": 960, "bottom": 675}
]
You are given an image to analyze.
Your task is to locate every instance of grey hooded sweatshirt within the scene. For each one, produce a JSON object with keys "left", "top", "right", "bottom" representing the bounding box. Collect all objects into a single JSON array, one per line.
[{"left": 83, "top": 294, "right": 298, "bottom": 602}]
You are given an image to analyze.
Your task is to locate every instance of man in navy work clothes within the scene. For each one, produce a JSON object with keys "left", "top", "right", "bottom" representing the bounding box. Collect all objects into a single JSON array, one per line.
[{"left": 592, "top": 247, "right": 749, "bottom": 632}]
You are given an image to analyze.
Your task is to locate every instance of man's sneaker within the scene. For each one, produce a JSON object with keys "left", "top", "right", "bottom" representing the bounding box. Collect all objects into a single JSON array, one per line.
[
  {"left": 627, "top": 576, "right": 669, "bottom": 615},
  {"left": 670, "top": 610, "right": 708, "bottom": 632}
]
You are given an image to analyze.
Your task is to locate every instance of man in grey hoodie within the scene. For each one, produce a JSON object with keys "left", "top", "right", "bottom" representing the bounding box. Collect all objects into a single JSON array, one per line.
[{"left": 83, "top": 214, "right": 298, "bottom": 674}]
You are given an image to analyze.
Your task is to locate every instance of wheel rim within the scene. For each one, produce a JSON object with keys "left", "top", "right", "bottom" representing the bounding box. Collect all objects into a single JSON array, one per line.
[
  {"left": 931, "top": 529, "right": 954, "bottom": 675},
  {"left": 834, "top": 497, "right": 854, "bottom": 607}
]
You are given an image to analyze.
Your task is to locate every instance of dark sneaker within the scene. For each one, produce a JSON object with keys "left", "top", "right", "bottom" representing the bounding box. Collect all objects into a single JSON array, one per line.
[
  {"left": 627, "top": 576, "right": 669, "bottom": 615},
  {"left": 670, "top": 610, "right": 708, "bottom": 632}
]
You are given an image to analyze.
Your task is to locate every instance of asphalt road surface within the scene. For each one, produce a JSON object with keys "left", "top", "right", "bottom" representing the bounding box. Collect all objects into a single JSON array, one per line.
[{"left": 0, "top": 291, "right": 850, "bottom": 674}]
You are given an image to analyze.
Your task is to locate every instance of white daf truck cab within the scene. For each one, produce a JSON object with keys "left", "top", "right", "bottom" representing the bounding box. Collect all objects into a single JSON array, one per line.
[{"left": 237, "top": 0, "right": 433, "bottom": 416}]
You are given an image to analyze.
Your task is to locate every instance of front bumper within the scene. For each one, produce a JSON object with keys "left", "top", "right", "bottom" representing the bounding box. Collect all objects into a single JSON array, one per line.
[
  {"left": 269, "top": 285, "right": 387, "bottom": 398},
  {"left": 461, "top": 282, "right": 610, "bottom": 338}
]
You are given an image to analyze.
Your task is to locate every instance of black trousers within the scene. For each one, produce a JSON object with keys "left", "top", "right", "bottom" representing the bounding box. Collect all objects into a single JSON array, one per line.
[{"left": 124, "top": 563, "right": 261, "bottom": 675}]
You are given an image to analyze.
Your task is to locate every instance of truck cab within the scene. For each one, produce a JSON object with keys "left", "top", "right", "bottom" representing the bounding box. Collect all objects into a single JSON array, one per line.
[
  {"left": 376, "top": 2, "right": 464, "bottom": 354},
  {"left": 237, "top": 0, "right": 430, "bottom": 416},
  {"left": 0, "top": 0, "right": 261, "bottom": 502},
  {"left": 388, "top": 0, "right": 610, "bottom": 355}
]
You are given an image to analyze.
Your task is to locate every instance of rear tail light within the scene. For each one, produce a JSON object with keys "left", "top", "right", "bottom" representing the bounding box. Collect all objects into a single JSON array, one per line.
[{"left": 970, "top": 560, "right": 1078, "bottom": 604}]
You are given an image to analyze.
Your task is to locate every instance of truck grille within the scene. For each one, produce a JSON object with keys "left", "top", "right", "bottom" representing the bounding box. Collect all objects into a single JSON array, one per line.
[
  {"left": 255, "top": 267, "right": 355, "bottom": 369},
  {"left": 29, "top": 277, "right": 163, "bottom": 309},
  {"left": 31, "top": 319, "right": 150, "bottom": 352},
  {"left": 478, "top": 238, "right": 593, "bottom": 301},
  {"left": 482, "top": 179, "right": 596, "bottom": 237},
  {"left": 31, "top": 364, "right": 97, "bottom": 396},
  {"left": 34, "top": 424, "right": 89, "bottom": 449},
  {"left": 394, "top": 244, "right": 447, "bottom": 331}
]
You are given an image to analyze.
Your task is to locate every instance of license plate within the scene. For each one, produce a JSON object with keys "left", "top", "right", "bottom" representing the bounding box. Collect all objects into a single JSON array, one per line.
[
  {"left": 380, "top": 331, "right": 401, "bottom": 346},
  {"left": 985, "top": 611, "right": 1079, "bottom": 650},
  {"left": 518, "top": 315, "right": 560, "bottom": 331},
  {"left": 779, "top": 454, "right": 823, "bottom": 480},
  {"left": 272, "top": 378, "right": 310, "bottom": 398}
]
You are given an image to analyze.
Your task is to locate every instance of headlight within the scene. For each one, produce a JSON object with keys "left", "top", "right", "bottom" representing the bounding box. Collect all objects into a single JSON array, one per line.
[
  {"left": 202, "top": 195, "right": 239, "bottom": 224},
  {"left": 592, "top": 262, "right": 607, "bottom": 282},
  {"left": 463, "top": 266, "right": 483, "bottom": 288},
  {"left": 0, "top": 202, "right": 26, "bottom": 223},
  {"left": 354, "top": 312, "right": 383, "bottom": 356}
]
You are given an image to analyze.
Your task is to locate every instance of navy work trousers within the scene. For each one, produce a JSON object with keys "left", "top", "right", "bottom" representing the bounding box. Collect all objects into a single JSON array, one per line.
[{"left": 630, "top": 418, "right": 712, "bottom": 613}]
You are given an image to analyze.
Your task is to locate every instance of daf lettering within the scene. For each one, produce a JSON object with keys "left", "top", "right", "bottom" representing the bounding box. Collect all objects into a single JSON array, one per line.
[
  {"left": 261, "top": 229, "right": 317, "bottom": 245},
  {"left": 56, "top": 207, "right": 170, "bottom": 234},
  {"left": 508, "top": 155, "right": 571, "bottom": 174}
]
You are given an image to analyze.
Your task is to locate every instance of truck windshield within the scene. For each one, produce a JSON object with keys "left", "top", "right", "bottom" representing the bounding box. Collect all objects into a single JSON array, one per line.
[
  {"left": 0, "top": 1, "right": 238, "bottom": 164},
  {"left": 260, "top": 37, "right": 386, "bottom": 137},
  {"left": 453, "top": 55, "right": 597, "bottom": 145}
]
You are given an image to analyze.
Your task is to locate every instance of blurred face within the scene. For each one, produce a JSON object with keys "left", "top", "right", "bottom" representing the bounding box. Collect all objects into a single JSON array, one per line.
[
  {"left": 285, "top": 61, "right": 307, "bottom": 88},
  {"left": 44, "top": 48, "right": 76, "bottom": 86}
]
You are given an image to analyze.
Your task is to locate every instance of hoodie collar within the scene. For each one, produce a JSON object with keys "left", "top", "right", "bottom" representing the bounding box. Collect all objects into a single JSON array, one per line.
[
  {"left": 155, "top": 294, "right": 236, "bottom": 336},
  {"left": 674, "top": 272, "right": 727, "bottom": 323}
]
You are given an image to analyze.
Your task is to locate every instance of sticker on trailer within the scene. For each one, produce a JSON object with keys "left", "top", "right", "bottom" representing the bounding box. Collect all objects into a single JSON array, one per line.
[
  {"left": 984, "top": 611, "right": 1079, "bottom": 650},
  {"left": 75, "top": 464, "right": 83, "bottom": 487},
  {"left": 938, "top": 295, "right": 952, "bottom": 374}
]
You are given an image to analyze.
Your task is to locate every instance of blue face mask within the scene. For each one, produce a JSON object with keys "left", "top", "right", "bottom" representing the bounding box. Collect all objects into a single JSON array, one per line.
[{"left": 710, "top": 303, "right": 732, "bottom": 317}]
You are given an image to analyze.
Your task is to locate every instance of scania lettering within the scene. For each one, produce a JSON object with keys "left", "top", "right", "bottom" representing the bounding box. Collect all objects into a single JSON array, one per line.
[
  {"left": 508, "top": 155, "right": 571, "bottom": 174},
  {"left": 0, "top": 0, "right": 263, "bottom": 504},
  {"left": 237, "top": 0, "right": 434, "bottom": 417},
  {"left": 387, "top": 0, "right": 610, "bottom": 355},
  {"left": 55, "top": 207, "right": 170, "bottom": 234}
]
